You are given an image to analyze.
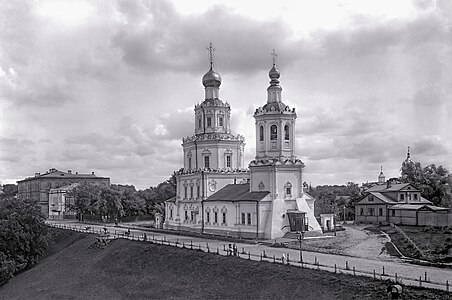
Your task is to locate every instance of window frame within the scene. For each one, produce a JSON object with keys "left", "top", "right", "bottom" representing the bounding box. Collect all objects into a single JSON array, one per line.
[{"left": 270, "top": 125, "right": 278, "bottom": 140}]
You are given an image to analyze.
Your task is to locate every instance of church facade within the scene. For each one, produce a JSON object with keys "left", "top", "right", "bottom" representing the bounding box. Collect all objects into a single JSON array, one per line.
[{"left": 164, "top": 48, "right": 321, "bottom": 239}]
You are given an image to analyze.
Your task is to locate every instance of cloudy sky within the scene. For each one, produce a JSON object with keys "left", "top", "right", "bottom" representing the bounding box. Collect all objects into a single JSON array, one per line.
[{"left": 0, "top": 0, "right": 451, "bottom": 189}]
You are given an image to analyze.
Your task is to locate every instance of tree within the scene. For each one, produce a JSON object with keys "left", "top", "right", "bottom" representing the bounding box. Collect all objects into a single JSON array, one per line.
[
  {"left": 401, "top": 162, "right": 450, "bottom": 207},
  {"left": 0, "top": 198, "right": 49, "bottom": 282},
  {"left": 0, "top": 184, "right": 18, "bottom": 199}
]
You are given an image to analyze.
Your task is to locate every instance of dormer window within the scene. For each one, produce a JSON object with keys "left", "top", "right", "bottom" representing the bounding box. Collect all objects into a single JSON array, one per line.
[{"left": 368, "top": 195, "right": 374, "bottom": 202}]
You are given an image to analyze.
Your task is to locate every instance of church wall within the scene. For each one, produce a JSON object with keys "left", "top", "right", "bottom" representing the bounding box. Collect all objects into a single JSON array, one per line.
[
  {"left": 183, "top": 140, "right": 244, "bottom": 170},
  {"left": 274, "top": 167, "right": 302, "bottom": 200}
]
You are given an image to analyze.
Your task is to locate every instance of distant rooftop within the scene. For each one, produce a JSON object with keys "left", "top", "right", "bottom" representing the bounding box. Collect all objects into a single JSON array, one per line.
[{"left": 17, "top": 168, "right": 109, "bottom": 182}]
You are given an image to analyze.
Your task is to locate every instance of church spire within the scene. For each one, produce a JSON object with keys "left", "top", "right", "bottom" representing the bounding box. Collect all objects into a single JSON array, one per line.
[
  {"left": 378, "top": 166, "right": 385, "bottom": 184},
  {"left": 267, "top": 49, "right": 282, "bottom": 103}
]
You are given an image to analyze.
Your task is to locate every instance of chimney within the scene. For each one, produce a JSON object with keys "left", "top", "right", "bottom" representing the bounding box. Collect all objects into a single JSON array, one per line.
[
  {"left": 92, "top": 171, "right": 95, "bottom": 175},
  {"left": 76, "top": 172, "right": 78, "bottom": 174},
  {"left": 386, "top": 180, "right": 391, "bottom": 188},
  {"left": 68, "top": 170, "right": 72, "bottom": 174},
  {"left": 35, "top": 172, "right": 40, "bottom": 177}
]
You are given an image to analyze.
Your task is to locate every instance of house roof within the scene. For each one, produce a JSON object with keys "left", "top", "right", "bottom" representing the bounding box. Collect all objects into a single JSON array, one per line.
[
  {"left": 370, "top": 192, "right": 398, "bottom": 204},
  {"left": 390, "top": 204, "right": 449, "bottom": 211},
  {"left": 206, "top": 183, "right": 269, "bottom": 202},
  {"left": 366, "top": 183, "right": 415, "bottom": 193}
]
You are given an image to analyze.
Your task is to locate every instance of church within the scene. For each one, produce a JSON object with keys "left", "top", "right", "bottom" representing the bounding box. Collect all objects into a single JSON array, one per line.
[{"left": 164, "top": 45, "right": 321, "bottom": 239}]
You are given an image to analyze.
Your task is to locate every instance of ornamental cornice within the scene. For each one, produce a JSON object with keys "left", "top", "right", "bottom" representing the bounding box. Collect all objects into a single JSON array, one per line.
[
  {"left": 182, "top": 133, "right": 245, "bottom": 143},
  {"left": 175, "top": 167, "right": 250, "bottom": 176},
  {"left": 249, "top": 158, "right": 305, "bottom": 167}
]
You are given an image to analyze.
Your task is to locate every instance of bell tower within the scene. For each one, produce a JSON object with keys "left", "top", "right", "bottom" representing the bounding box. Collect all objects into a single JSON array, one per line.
[{"left": 254, "top": 49, "right": 297, "bottom": 161}]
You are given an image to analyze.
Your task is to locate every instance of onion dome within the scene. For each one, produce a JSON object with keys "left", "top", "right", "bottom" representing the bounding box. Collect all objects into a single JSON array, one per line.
[
  {"left": 269, "top": 65, "right": 281, "bottom": 86},
  {"left": 202, "top": 66, "right": 222, "bottom": 88}
]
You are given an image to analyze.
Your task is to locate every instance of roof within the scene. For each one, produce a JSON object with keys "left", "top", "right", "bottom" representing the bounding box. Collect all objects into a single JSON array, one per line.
[
  {"left": 370, "top": 192, "right": 398, "bottom": 204},
  {"left": 366, "top": 183, "right": 415, "bottom": 193},
  {"left": 49, "top": 183, "right": 80, "bottom": 192},
  {"left": 206, "top": 183, "right": 269, "bottom": 202},
  {"left": 390, "top": 204, "right": 449, "bottom": 211},
  {"left": 17, "top": 169, "right": 109, "bottom": 182}
]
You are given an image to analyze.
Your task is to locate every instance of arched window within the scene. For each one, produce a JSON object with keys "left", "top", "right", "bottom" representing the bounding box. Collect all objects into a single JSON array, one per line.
[
  {"left": 270, "top": 125, "right": 277, "bottom": 140},
  {"left": 284, "top": 125, "right": 290, "bottom": 140},
  {"left": 259, "top": 126, "right": 264, "bottom": 141}
]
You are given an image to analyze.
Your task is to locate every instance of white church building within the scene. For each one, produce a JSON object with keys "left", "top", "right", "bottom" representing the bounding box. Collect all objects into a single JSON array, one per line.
[{"left": 165, "top": 46, "right": 321, "bottom": 239}]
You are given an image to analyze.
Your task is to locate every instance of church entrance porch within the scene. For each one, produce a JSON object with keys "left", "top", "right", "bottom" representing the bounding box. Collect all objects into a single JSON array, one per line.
[{"left": 286, "top": 210, "right": 308, "bottom": 232}]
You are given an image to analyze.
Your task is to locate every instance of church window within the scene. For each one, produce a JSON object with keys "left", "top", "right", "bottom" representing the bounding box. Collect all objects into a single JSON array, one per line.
[
  {"left": 214, "top": 212, "right": 218, "bottom": 224},
  {"left": 185, "top": 211, "right": 188, "bottom": 221},
  {"left": 226, "top": 155, "right": 231, "bottom": 168},
  {"left": 188, "top": 157, "right": 192, "bottom": 170},
  {"left": 284, "top": 182, "right": 292, "bottom": 198},
  {"left": 190, "top": 186, "right": 193, "bottom": 199},
  {"left": 222, "top": 212, "right": 226, "bottom": 224},
  {"left": 219, "top": 117, "right": 223, "bottom": 127},
  {"left": 207, "top": 117, "right": 212, "bottom": 127},
  {"left": 206, "top": 212, "right": 210, "bottom": 223},
  {"left": 270, "top": 125, "right": 277, "bottom": 140},
  {"left": 259, "top": 126, "right": 264, "bottom": 141},
  {"left": 198, "top": 118, "right": 202, "bottom": 128},
  {"left": 284, "top": 125, "right": 290, "bottom": 140},
  {"left": 197, "top": 185, "right": 200, "bottom": 198},
  {"left": 204, "top": 156, "right": 210, "bottom": 168},
  {"left": 247, "top": 213, "right": 251, "bottom": 225},
  {"left": 241, "top": 213, "right": 245, "bottom": 224},
  {"left": 184, "top": 187, "right": 187, "bottom": 199},
  {"left": 379, "top": 208, "right": 383, "bottom": 216},
  {"left": 170, "top": 208, "right": 173, "bottom": 220}
]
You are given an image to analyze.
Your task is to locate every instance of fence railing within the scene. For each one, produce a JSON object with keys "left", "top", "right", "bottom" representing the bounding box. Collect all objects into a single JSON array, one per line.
[{"left": 49, "top": 223, "right": 451, "bottom": 293}]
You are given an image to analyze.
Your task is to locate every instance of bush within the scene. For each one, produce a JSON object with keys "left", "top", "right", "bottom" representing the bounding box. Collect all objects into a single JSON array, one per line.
[{"left": 0, "top": 198, "right": 49, "bottom": 283}]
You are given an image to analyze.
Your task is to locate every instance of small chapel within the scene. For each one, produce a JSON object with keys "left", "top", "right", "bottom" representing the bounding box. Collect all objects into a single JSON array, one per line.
[{"left": 164, "top": 45, "right": 321, "bottom": 239}]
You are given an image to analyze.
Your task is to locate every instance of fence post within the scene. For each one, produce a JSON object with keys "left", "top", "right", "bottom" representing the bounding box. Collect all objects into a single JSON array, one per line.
[
  {"left": 382, "top": 266, "right": 385, "bottom": 276},
  {"left": 334, "top": 264, "right": 337, "bottom": 273},
  {"left": 346, "top": 261, "right": 349, "bottom": 270},
  {"left": 424, "top": 271, "right": 428, "bottom": 282},
  {"left": 182, "top": 242, "right": 185, "bottom": 248},
  {"left": 419, "top": 276, "right": 422, "bottom": 287},
  {"left": 223, "top": 244, "right": 226, "bottom": 251},
  {"left": 353, "top": 266, "right": 355, "bottom": 277},
  {"left": 242, "top": 247, "right": 245, "bottom": 254},
  {"left": 260, "top": 253, "right": 263, "bottom": 261},
  {"left": 248, "top": 252, "right": 251, "bottom": 260},
  {"left": 446, "top": 280, "right": 449, "bottom": 292},
  {"left": 263, "top": 250, "right": 266, "bottom": 258},
  {"left": 273, "top": 255, "right": 275, "bottom": 263},
  {"left": 315, "top": 257, "right": 318, "bottom": 265},
  {"left": 287, "top": 254, "right": 290, "bottom": 264},
  {"left": 373, "top": 269, "right": 376, "bottom": 280},
  {"left": 395, "top": 273, "right": 397, "bottom": 283},
  {"left": 191, "top": 241, "right": 193, "bottom": 250},
  {"left": 216, "top": 247, "right": 219, "bottom": 254}
]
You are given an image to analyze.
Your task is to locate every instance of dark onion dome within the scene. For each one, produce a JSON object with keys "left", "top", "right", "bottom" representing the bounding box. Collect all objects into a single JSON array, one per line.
[
  {"left": 269, "top": 65, "right": 280, "bottom": 79},
  {"left": 202, "top": 67, "right": 222, "bottom": 88}
]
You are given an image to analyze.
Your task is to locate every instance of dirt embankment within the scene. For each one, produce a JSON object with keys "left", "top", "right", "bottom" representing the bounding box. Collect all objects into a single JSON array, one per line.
[{"left": 0, "top": 228, "right": 448, "bottom": 300}]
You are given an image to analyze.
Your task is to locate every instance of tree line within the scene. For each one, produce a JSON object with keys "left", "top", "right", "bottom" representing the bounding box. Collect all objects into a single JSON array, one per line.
[{"left": 67, "top": 174, "right": 176, "bottom": 220}]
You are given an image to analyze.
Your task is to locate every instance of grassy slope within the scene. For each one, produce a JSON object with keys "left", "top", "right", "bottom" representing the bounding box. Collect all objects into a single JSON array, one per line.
[{"left": 0, "top": 229, "right": 449, "bottom": 300}]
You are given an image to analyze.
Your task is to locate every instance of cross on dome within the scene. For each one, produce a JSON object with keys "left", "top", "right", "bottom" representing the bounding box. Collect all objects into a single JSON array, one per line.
[
  {"left": 271, "top": 48, "right": 278, "bottom": 66},
  {"left": 206, "top": 42, "right": 216, "bottom": 68}
]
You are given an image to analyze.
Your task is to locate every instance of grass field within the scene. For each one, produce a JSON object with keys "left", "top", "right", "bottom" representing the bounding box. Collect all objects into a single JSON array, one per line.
[
  {"left": 0, "top": 228, "right": 449, "bottom": 299},
  {"left": 381, "top": 225, "right": 452, "bottom": 263}
]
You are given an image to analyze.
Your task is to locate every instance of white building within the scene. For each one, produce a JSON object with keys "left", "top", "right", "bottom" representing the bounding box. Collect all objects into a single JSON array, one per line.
[
  {"left": 165, "top": 48, "right": 321, "bottom": 239},
  {"left": 48, "top": 183, "right": 79, "bottom": 220}
]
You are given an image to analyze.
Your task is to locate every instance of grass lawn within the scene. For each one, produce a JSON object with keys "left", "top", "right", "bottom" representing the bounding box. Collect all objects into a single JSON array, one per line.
[
  {"left": 0, "top": 228, "right": 449, "bottom": 299},
  {"left": 381, "top": 225, "right": 452, "bottom": 263}
]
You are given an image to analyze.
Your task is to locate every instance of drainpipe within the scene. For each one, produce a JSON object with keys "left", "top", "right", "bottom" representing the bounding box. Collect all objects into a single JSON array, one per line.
[
  {"left": 201, "top": 170, "right": 205, "bottom": 234},
  {"left": 256, "top": 200, "right": 259, "bottom": 240}
]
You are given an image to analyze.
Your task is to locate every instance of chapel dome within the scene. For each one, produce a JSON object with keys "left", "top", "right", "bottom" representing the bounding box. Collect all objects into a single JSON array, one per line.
[{"left": 202, "top": 67, "right": 222, "bottom": 88}]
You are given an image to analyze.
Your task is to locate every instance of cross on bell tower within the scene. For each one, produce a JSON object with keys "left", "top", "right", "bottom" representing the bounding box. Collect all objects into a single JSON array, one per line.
[{"left": 206, "top": 42, "right": 216, "bottom": 69}]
